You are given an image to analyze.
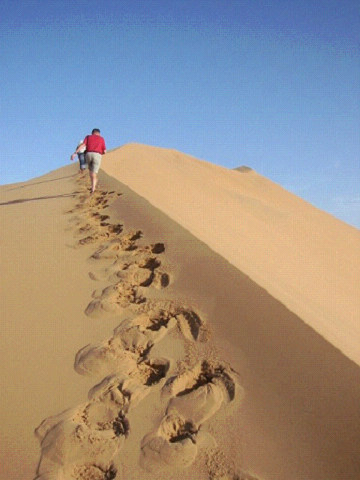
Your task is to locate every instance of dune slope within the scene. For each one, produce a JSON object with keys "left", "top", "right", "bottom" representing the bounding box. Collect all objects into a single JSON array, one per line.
[
  {"left": 1, "top": 145, "right": 359, "bottom": 480},
  {"left": 103, "top": 144, "right": 360, "bottom": 365}
]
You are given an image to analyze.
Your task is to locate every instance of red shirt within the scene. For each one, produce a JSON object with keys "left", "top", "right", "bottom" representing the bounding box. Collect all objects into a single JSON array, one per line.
[{"left": 84, "top": 134, "right": 106, "bottom": 154}]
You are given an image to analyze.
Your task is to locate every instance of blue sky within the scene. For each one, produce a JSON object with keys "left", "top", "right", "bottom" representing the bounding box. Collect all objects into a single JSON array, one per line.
[{"left": 1, "top": 0, "right": 359, "bottom": 227}]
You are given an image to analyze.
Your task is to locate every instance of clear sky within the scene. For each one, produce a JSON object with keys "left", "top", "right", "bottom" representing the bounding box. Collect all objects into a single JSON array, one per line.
[{"left": 1, "top": 0, "right": 359, "bottom": 227}]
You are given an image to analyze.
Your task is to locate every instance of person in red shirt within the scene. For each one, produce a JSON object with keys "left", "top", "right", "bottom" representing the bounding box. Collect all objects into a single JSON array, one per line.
[{"left": 71, "top": 128, "right": 106, "bottom": 193}]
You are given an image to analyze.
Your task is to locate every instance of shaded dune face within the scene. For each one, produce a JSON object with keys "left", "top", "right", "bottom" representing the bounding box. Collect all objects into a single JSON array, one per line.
[
  {"left": 34, "top": 177, "right": 246, "bottom": 480},
  {"left": 102, "top": 143, "right": 360, "bottom": 367}
]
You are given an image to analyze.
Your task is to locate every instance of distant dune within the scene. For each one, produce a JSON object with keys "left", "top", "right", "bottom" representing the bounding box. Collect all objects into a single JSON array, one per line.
[
  {"left": 233, "top": 165, "right": 253, "bottom": 172},
  {"left": 1, "top": 143, "right": 359, "bottom": 480}
]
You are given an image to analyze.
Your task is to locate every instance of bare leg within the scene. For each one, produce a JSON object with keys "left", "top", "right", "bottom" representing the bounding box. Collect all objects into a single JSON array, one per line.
[{"left": 89, "top": 171, "right": 98, "bottom": 193}]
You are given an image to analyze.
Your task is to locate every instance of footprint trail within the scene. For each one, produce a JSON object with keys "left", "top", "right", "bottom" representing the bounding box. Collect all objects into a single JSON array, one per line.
[{"left": 34, "top": 175, "right": 250, "bottom": 480}]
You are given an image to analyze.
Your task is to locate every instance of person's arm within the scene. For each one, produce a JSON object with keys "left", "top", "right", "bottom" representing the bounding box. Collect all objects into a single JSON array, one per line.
[
  {"left": 70, "top": 138, "right": 86, "bottom": 160},
  {"left": 71, "top": 148, "right": 79, "bottom": 161}
]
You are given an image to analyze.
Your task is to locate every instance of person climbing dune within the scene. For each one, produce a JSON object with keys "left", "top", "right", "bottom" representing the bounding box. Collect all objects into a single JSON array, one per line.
[
  {"left": 71, "top": 139, "right": 87, "bottom": 173},
  {"left": 71, "top": 128, "right": 106, "bottom": 193}
]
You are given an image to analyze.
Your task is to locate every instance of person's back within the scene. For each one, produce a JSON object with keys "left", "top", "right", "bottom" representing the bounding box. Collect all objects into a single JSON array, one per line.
[{"left": 84, "top": 133, "right": 106, "bottom": 155}]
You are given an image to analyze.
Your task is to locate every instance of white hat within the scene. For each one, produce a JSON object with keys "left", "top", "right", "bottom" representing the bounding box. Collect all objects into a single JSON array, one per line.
[{"left": 78, "top": 139, "right": 83, "bottom": 145}]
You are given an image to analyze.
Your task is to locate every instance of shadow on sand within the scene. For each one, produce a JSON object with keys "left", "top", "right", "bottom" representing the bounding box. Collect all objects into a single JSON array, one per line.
[
  {"left": 6, "top": 173, "right": 78, "bottom": 191},
  {"left": 0, "top": 192, "right": 78, "bottom": 206}
]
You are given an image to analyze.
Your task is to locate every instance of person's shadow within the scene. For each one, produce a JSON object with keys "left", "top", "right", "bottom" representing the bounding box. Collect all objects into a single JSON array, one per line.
[
  {"left": 0, "top": 172, "right": 80, "bottom": 205},
  {"left": 6, "top": 173, "right": 76, "bottom": 191},
  {"left": 0, "top": 192, "right": 78, "bottom": 206}
]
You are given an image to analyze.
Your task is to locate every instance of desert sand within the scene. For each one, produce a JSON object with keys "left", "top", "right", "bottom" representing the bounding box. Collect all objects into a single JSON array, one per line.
[{"left": 1, "top": 143, "right": 359, "bottom": 480}]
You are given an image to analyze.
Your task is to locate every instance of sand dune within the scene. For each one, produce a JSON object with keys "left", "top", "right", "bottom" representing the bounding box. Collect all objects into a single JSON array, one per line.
[
  {"left": 1, "top": 144, "right": 359, "bottom": 480},
  {"left": 102, "top": 144, "right": 360, "bottom": 365}
]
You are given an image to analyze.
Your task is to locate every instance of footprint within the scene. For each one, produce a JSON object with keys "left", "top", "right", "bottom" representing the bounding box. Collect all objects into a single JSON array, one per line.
[
  {"left": 90, "top": 243, "right": 169, "bottom": 294},
  {"left": 75, "top": 314, "right": 175, "bottom": 379},
  {"left": 85, "top": 281, "right": 146, "bottom": 317},
  {"left": 86, "top": 254, "right": 173, "bottom": 316},
  {"left": 90, "top": 234, "right": 162, "bottom": 262},
  {"left": 113, "top": 263, "right": 155, "bottom": 288},
  {"left": 115, "top": 313, "right": 177, "bottom": 348},
  {"left": 140, "top": 412, "right": 215, "bottom": 474},
  {"left": 91, "top": 231, "right": 142, "bottom": 260},
  {"left": 35, "top": 374, "right": 138, "bottom": 479},
  {"left": 107, "top": 262, "right": 170, "bottom": 290},
  {"left": 138, "top": 304, "right": 208, "bottom": 343},
  {"left": 140, "top": 413, "right": 199, "bottom": 473},
  {"left": 164, "top": 360, "right": 238, "bottom": 404},
  {"left": 139, "top": 269, "right": 170, "bottom": 290},
  {"left": 77, "top": 222, "right": 95, "bottom": 234},
  {"left": 91, "top": 213, "right": 110, "bottom": 222},
  {"left": 175, "top": 309, "right": 206, "bottom": 341},
  {"left": 88, "top": 374, "right": 153, "bottom": 413},
  {"left": 150, "top": 243, "right": 165, "bottom": 254},
  {"left": 131, "top": 310, "right": 177, "bottom": 333},
  {"left": 35, "top": 405, "right": 125, "bottom": 480},
  {"left": 137, "top": 357, "right": 171, "bottom": 386},
  {"left": 74, "top": 341, "right": 140, "bottom": 378},
  {"left": 128, "top": 305, "right": 206, "bottom": 344},
  {"left": 140, "top": 361, "right": 241, "bottom": 473},
  {"left": 78, "top": 223, "right": 123, "bottom": 246}
]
